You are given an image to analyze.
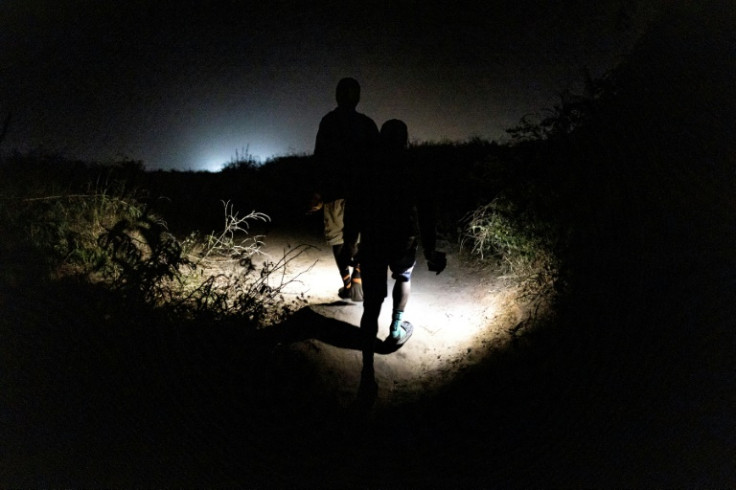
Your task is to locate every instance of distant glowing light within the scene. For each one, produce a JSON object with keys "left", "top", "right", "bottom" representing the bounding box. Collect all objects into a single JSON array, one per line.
[
  {"left": 201, "top": 157, "right": 229, "bottom": 172},
  {"left": 197, "top": 142, "right": 286, "bottom": 172}
]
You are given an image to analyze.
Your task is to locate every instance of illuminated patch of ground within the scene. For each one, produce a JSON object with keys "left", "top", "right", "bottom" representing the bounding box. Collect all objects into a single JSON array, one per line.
[{"left": 257, "top": 226, "right": 531, "bottom": 409}]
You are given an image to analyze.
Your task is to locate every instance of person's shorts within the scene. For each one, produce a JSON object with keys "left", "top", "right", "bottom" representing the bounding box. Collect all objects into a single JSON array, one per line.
[
  {"left": 360, "top": 238, "right": 417, "bottom": 301},
  {"left": 323, "top": 199, "right": 345, "bottom": 246}
]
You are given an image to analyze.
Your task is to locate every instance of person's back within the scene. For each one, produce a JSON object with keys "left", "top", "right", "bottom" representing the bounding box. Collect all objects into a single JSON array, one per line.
[
  {"left": 346, "top": 119, "right": 435, "bottom": 261},
  {"left": 341, "top": 119, "right": 446, "bottom": 394},
  {"left": 314, "top": 78, "right": 379, "bottom": 203},
  {"left": 311, "top": 77, "right": 379, "bottom": 302}
]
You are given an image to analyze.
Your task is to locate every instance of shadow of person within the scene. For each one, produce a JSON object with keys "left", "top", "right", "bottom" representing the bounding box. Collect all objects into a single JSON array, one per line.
[
  {"left": 249, "top": 304, "right": 417, "bottom": 357},
  {"left": 246, "top": 305, "right": 394, "bottom": 404},
  {"left": 355, "top": 363, "right": 378, "bottom": 411},
  {"left": 242, "top": 304, "right": 420, "bottom": 417},
  {"left": 247, "top": 305, "right": 366, "bottom": 350},
  {"left": 351, "top": 320, "right": 412, "bottom": 413}
]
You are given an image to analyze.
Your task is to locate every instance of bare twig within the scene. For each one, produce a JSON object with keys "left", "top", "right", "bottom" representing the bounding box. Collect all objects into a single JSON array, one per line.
[{"left": 199, "top": 200, "right": 270, "bottom": 260}]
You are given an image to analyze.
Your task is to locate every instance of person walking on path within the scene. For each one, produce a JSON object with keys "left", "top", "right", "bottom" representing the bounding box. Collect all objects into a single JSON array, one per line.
[
  {"left": 311, "top": 77, "right": 379, "bottom": 301},
  {"left": 340, "top": 119, "right": 446, "bottom": 397}
]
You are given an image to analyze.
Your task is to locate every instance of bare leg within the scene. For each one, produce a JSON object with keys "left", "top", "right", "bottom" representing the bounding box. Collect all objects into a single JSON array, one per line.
[
  {"left": 360, "top": 299, "right": 382, "bottom": 367},
  {"left": 392, "top": 278, "right": 410, "bottom": 312}
]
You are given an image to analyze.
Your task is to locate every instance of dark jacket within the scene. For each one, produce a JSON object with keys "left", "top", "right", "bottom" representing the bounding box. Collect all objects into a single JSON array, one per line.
[
  {"left": 313, "top": 107, "right": 379, "bottom": 203},
  {"left": 343, "top": 147, "right": 437, "bottom": 261}
]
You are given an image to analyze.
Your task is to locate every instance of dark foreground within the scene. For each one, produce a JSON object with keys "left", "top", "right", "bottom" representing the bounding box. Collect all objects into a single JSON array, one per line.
[{"left": 1, "top": 227, "right": 733, "bottom": 488}]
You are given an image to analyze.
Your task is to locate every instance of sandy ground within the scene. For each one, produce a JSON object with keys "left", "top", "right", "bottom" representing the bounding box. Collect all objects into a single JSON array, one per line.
[{"left": 254, "top": 224, "right": 524, "bottom": 410}]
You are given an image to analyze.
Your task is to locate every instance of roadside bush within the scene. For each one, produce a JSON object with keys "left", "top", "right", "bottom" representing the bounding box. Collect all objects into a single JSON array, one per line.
[
  {"left": 96, "top": 204, "right": 190, "bottom": 303},
  {"left": 167, "top": 200, "right": 307, "bottom": 325},
  {"left": 0, "top": 155, "right": 305, "bottom": 327},
  {"left": 461, "top": 196, "right": 560, "bottom": 301},
  {"left": 0, "top": 159, "right": 148, "bottom": 282},
  {"left": 94, "top": 196, "right": 305, "bottom": 326}
]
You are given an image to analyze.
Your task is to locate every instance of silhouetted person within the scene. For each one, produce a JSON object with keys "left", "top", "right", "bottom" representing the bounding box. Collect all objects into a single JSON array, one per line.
[
  {"left": 312, "top": 77, "right": 379, "bottom": 301},
  {"left": 341, "top": 119, "right": 446, "bottom": 396}
]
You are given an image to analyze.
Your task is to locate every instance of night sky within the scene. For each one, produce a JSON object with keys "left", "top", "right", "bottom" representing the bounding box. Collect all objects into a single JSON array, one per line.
[{"left": 1, "top": 1, "right": 648, "bottom": 171}]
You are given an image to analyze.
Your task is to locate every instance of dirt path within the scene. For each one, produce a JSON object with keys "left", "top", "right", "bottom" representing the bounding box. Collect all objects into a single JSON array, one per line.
[{"left": 256, "top": 225, "right": 524, "bottom": 410}]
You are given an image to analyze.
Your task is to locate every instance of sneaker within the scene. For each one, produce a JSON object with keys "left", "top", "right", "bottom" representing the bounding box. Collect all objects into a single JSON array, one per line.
[{"left": 385, "top": 320, "right": 413, "bottom": 346}]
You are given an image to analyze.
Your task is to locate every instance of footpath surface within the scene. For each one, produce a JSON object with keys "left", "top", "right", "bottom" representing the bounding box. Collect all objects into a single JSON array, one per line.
[{"left": 256, "top": 225, "right": 521, "bottom": 410}]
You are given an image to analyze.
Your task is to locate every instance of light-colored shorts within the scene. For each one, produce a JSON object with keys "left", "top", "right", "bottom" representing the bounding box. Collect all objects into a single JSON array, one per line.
[{"left": 323, "top": 199, "right": 346, "bottom": 246}]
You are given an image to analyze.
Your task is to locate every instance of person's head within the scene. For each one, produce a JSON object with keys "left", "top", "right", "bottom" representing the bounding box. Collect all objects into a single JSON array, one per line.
[
  {"left": 336, "top": 77, "right": 360, "bottom": 108},
  {"left": 380, "top": 119, "right": 408, "bottom": 151}
]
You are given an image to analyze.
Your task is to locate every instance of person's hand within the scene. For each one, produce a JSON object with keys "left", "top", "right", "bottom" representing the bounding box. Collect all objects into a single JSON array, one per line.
[
  {"left": 306, "top": 193, "right": 323, "bottom": 214},
  {"left": 339, "top": 241, "right": 359, "bottom": 266},
  {"left": 427, "top": 250, "right": 446, "bottom": 275}
]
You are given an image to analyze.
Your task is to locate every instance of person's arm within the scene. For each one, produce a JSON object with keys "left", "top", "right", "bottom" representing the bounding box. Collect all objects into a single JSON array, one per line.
[
  {"left": 341, "top": 190, "right": 361, "bottom": 260},
  {"left": 311, "top": 121, "right": 324, "bottom": 193},
  {"left": 309, "top": 117, "right": 332, "bottom": 212}
]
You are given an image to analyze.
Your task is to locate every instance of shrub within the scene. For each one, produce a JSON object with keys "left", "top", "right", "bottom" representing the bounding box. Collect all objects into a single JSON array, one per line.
[
  {"left": 0, "top": 156, "right": 306, "bottom": 328},
  {"left": 0, "top": 161, "right": 148, "bottom": 282},
  {"left": 95, "top": 198, "right": 306, "bottom": 326},
  {"left": 96, "top": 204, "right": 191, "bottom": 304},
  {"left": 461, "top": 196, "right": 560, "bottom": 302}
]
